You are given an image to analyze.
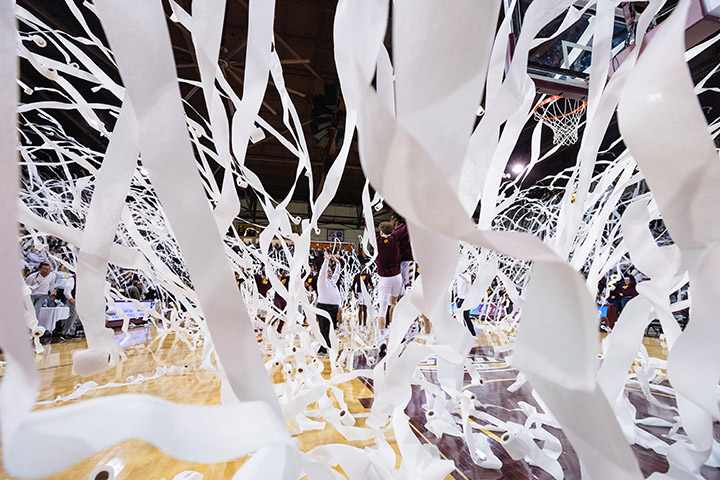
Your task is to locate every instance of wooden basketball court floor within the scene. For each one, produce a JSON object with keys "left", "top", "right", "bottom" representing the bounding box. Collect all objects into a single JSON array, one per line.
[{"left": 1, "top": 324, "right": 718, "bottom": 479}]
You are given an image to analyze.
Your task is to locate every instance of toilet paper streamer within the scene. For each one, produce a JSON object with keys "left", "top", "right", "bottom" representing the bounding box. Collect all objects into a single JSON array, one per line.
[{"left": 6, "top": 0, "right": 720, "bottom": 478}]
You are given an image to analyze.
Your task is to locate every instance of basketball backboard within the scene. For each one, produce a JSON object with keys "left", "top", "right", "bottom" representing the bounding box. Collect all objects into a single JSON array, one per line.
[
  {"left": 505, "top": 0, "right": 635, "bottom": 99},
  {"left": 506, "top": 0, "right": 720, "bottom": 99}
]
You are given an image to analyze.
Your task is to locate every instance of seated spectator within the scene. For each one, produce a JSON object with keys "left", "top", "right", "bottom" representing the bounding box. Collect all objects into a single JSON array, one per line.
[{"left": 25, "top": 262, "right": 56, "bottom": 317}]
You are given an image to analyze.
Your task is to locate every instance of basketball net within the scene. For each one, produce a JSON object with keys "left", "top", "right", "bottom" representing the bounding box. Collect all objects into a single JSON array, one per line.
[{"left": 533, "top": 96, "right": 587, "bottom": 146}]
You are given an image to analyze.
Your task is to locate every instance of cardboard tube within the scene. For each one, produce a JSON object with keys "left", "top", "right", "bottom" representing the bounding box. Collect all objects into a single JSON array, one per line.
[
  {"left": 339, "top": 409, "right": 355, "bottom": 426},
  {"left": 88, "top": 465, "right": 115, "bottom": 480}
]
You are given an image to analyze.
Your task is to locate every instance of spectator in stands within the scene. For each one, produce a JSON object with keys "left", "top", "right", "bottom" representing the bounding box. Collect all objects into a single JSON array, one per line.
[
  {"left": 619, "top": 274, "right": 638, "bottom": 310},
  {"left": 127, "top": 282, "right": 141, "bottom": 300},
  {"left": 26, "top": 247, "right": 44, "bottom": 270},
  {"left": 607, "top": 275, "right": 624, "bottom": 316},
  {"left": 25, "top": 262, "right": 56, "bottom": 317}
]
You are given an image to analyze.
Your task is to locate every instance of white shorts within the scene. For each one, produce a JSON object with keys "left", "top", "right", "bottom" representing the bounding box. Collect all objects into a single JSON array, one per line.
[
  {"left": 400, "top": 261, "right": 414, "bottom": 286},
  {"left": 356, "top": 293, "right": 366, "bottom": 306},
  {"left": 257, "top": 297, "right": 269, "bottom": 316},
  {"left": 377, "top": 274, "right": 402, "bottom": 317}
]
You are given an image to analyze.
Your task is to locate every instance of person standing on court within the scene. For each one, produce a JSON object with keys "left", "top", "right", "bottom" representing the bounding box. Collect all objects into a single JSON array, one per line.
[
  {"left": 60, "top": 273, "right": 81, "bottom": 339},
  {"left": 254, "top": 270, "right": 271, "bottom": 322},
  {"left": 454, "top": 271, "right": 475, "bottom": 336},
  {"left": 375, "top": 221, "right": 402, "bottom": 339},
  {"left": 316, "top": 252, "right": 342, "bottom": 355},
  {"left": 390, "top": 213, "right": 414, "bottom": 296},
  {"left": 352, "top": 266, "right": 374, "bottom": 330}
]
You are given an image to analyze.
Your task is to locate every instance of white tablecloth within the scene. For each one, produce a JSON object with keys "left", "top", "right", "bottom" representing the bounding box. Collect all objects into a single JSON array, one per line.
[{"left": 37, "top": 306, "right": 69, "bottom": 333}]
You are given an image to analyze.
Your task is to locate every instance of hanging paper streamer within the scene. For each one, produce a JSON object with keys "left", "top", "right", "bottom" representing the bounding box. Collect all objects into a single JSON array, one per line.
[{"left": 3, "top": 0, "right": 720, "bottom": 478}]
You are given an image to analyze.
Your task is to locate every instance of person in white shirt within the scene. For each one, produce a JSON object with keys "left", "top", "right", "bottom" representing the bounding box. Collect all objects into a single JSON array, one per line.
[
  {"left": 316, "top": 253, "right": 341, "bottom": 355},
  {"left": 60, "top": 274, "right": 81, "bottom": 339},
  {"left": 54, "top": 265, "right": 71, "bottom": 303},
  {"left": 26, "top": 248, "right": 44, "bottom": 270},
  {"left": 454, "top": 271, "right": 475, "bottom": 336},
  {"left": 25, "top": 262, "right": 57, "bottom": 318}
]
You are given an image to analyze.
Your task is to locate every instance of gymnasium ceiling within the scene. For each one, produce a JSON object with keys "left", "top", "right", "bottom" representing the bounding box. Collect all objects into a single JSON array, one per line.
[{"left": 17, "top": 0, "right": 720, "bottom": 222}]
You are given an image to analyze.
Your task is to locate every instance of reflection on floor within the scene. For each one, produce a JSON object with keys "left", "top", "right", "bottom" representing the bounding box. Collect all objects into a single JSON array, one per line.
[{"left": 0, "top": 324, "right": 717, "bottom": 479}]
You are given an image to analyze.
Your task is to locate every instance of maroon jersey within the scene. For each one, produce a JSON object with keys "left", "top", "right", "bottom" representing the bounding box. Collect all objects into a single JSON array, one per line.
[
  {"left": 313, "top": 255, "right": 324, "bottom": 273},
  {"left": 375, "top": 232, "right": 401, "bottom": 277},
  {"left": 619, "top": 281, "right": 638, "bottom": 298},
  {"left": 394, "top": 223, "right": 413, "bottom": 262},
  {"left": 352, "top": 272, "right": 373, "bottom": 293},
  {"left": 255, "top": 274, "right": 271, "bottom": 297},
  {"left": 274, "top": 276, "right": 289, "bottom": 309}
]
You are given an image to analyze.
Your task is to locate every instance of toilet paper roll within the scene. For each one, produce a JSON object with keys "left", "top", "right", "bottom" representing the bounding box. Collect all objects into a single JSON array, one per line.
[
  {"left": 500, "top": 430, "right": 532, "bottom": 461},
  {"left": 72, "top": 349, "right": 112, "bottom": 377},
  {"left": 31, "top": 34, "right": 46, "bottom": 47},
  {"left": 472, "top": 378, "right": 485, "bottom": 387},
  {"left": 463, "top": 390, "right": 476, "bottom": 401},
  {"left": 88, "top": 465, "right": 115, "bottom": 480},
  {"left": 31, "top": 326, "right": 46, "bottom": 338},
  {"left": 41, "top": 65, "right": 58, "bottom": 81},
  {"left": 33, "top": 337, "right": 44, "bottom": 355},
  {"left": 339, "top": 409, "right": 355, "bottom": 426}
]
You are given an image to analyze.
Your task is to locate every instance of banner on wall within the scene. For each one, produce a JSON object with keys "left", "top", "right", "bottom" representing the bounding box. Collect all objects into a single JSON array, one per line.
[{"left": 106, "top": 301, "right": 155, "bottom": 321}]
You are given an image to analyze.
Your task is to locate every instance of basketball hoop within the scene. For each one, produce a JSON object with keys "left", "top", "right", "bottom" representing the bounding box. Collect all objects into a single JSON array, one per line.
[{"left": 533, "top": 96, "right": 587, "bottom": 146}]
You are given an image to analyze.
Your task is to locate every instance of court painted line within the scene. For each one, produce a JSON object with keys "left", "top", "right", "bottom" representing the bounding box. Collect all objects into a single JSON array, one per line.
[
  {"left": 408, "top": 421, "right": 472, "bottom": 480},
  {"left": 467, "top": 417, "right": 503, "bottom": 443},
  {"left": 462, "top": 378, "right": 517, "bottom": 390},
  {"left": 625, "top": 386, "right": 676, "bottom": 399}
]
